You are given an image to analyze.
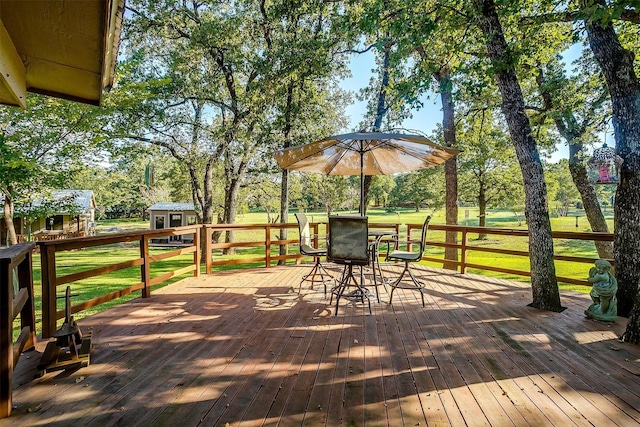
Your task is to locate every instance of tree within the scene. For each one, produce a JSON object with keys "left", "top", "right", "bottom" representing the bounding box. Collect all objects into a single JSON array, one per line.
[
  {"left": 580, "top": 0, "right": 640, "bottom": 340},
  {"left": 0, "top": 139, "right": 33, "bottom": 244},
  {"left": 118, "top": 0, "right": 351, "bottom": 257},
  {"left": 369, "top": 175, "right": 396, "bottom": 207},
  {"left": 294, "top": 174, "right": 351, "bottom": 215},
  {"left": 533, "top": 55, "right": 613, "bottom": 258},
  {"left": 457, "top": 112, "right": 522, "bottom": 239},
  {"left": 244, "top": 174, "right": 281, "bottom": 223},
  {"left": 389, "top": 169, "right": 445, "bottom": 212},
  {"left": 434, "top": 66, "right": 461, "bottom": 269},
  {"left": 268, "top": 3, "right": 352, "bottom": 263},
  {"left": 470, "top": 0, "right": 561, "bottom": 312},
  {"left": 0, "top": 95, "right": 100, "bottom": 244}
]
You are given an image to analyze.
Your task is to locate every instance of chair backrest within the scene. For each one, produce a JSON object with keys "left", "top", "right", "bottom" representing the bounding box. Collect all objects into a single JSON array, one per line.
[
  {"left": 417, "top": 215, "right": 432, "bottom": 258},
  {"left": 295, "top": 213, "right": 312, "bottom": 248},
  {"left": 327, "top": 215, "right": 369, "bottom": 265}
]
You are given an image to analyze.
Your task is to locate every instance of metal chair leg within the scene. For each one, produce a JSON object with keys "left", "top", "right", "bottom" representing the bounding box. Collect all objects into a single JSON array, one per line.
[
  {"left": 388, "top": 262, "right": 409, "bottom": 305},
  {"left": 332, "top": 265, "right": 371, "bottom": 316},
  {"left": 388, "top": 262, "right": 425, "bottom": 307},
  {"left": 299, "top": 257, "right": 333, "bottom": 296}
]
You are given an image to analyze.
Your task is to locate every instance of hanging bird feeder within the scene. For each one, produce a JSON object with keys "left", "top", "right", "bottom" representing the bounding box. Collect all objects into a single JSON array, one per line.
[{"left": 588, "top": 143, "right": 620, "bottom": 184}]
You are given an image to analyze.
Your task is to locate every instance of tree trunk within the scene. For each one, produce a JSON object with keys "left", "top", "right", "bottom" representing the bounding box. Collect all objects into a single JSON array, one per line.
[
  {"left": 435, "top": 67, "right": 459, "bottom": 270},
  {"left": 620, "top": 285, "right": 640, "bottom": 344},
  {"left": 222, "top": 173, "right": 241, "bottom": 256},
  {"left": 535, "top": 65, "right": 613, "bottom": 259},
  {"left": 2, "top": 187, "right": 18, "bottom": 245},
  {"left": 278, "top": 169, "right": 289, "bottom": 265},
  {"left": 362, "top": 40, "right": 392, "bottom": 216},
  {"left": 567, "top": 144, "right": 613, "bottom": 259},
  {"left": 363, "top": 176, "right": 372, "bottom": 215},
  {"left": 278, "top": 81, "right": 295, "bottom": 265},
  {"left": 585, "top": 3, "right": 640, "bottom": 318},
  {"left": 478, "top": 181, "right": 488, "bottom": 240},
  {"left": 473, "top": 0, "right": 561, "bottom": 312},
  {"left": 190, "top": 161, "right": 215, "bottom": 264}
]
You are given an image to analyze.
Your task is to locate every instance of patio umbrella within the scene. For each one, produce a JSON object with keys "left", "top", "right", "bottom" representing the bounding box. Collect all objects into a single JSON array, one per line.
[{"left": 272, "top": 131, "right": 460, "bottom": 214}]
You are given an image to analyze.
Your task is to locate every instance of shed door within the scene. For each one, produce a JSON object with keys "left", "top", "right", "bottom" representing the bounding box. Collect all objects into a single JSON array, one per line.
[
  {"left": 154, "top": 215, "right": 165, "bottom": 230},
  {"left": 169, "top": 213, "right": 182, "bottom": 241}
]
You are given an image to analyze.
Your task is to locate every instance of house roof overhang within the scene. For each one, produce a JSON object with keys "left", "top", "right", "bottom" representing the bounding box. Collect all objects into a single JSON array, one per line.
[{"left": 0, "top": 0, "right": 124, "bottom": 108}]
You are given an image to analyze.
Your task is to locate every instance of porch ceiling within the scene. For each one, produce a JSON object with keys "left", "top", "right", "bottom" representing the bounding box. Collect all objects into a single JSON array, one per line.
[{"left": 0, "top": 0, "right": 124, "bottom": 108}]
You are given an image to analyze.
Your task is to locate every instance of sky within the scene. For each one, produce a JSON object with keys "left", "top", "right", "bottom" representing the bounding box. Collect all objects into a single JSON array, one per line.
[
  {"left": 340, "top": 52, "right": 442, "bottom": 136},
  {"left": 338, "top": 44, "right": 609, "bottom": 164}
]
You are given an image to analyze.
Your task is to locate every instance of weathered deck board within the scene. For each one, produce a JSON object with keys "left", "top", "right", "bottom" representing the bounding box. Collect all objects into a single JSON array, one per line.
[{"left": 3, "top": 264, "right": 640, "bottom": 427}]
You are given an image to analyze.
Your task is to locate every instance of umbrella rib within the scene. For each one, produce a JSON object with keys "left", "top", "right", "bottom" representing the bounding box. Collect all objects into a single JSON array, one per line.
[
  {"left": 324, "top": 141, "right": 354, "bottom": 175},
  {"left": 379, "top": 139, "right": 451, "bottom": 162}
]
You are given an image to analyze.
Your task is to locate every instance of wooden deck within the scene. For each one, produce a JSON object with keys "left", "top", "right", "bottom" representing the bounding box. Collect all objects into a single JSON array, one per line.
[{"left": 4, "top": 264, "right": 640, "bottom": 426}]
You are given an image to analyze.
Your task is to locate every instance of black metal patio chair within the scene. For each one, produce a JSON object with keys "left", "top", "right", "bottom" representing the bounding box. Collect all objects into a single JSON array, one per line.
[
  {"left": 327, "top": 215, "right": 371, "bottom": 315},
  {"left": 387, "top": 215, "right": 432, "bottom": 307},
  {"left": 295, "top": 213, "right": 333, "bottom": 295}
]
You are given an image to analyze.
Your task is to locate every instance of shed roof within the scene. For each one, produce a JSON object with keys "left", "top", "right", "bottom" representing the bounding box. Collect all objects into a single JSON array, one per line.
[
  {"left": 28, "top": 190, "right": 96, "bottom": 214},
  {"left": 147, "top": 203, "right": 196, "bottom": 212},
  {"left": 50, "top": 190, "right": 96, "bottom": 212},
  {"left": 1, "top": 189, "right": 96, "bottom": 216},
  {"left": 0, "top": 0, "right": 124, "bottom": 107}
]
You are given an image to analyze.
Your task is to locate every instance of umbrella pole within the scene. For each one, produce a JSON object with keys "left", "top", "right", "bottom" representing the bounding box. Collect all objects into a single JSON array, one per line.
[{"left": 360, "top": 143, "right": 365, "bottom": 215}]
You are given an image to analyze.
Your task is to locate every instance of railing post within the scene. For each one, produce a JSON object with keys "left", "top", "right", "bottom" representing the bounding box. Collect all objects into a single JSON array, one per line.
[
  {"left": 265, "top": 225, "right": 271, "bottom": 268},
  {"left": 394, "top": 224, "right": 400, "bottom": 250},
  {"left": 193, "top": 227, "right": 200, "bottom": 277},
  {"left": 1, "top": 243, "right": 36, "bottom": 418},
  {"left": 312, "top": 223, "right": 319, "bottom": 249},
  {"left": 460, "top": 228, "right": 468, "bottom": 274},
  {"left": 312, "top": 223, "right": 321, "bottom": 266},
  {"left": 140, "top": 235, "right": 151, "bottom": 297},
  {"left": 0, "top": 251, "right": 12, "bottom": 418},
  {"left": 407, "top": 224, "right": 414, "bottom": 252},
  {"left": 205, "top": 225, "right": 212, "bottom": 275},
  {"left": 17, "top": 251, "right": 36, "bottom": 352},
  {"left": 40, "top": 245, "right": 58, "bottom": 338}
]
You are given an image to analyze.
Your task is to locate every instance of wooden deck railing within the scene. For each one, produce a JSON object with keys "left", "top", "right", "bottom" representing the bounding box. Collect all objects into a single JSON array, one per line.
[
  {"left": 32, "top": 221, "right": 614, "bottom": 339},
  {"left": 414, "top": 223, "right": 614, "bottom": 286},
  {"left": 202, "top": 222, "right": 401, "bottom": 274},
  {"left": 37, "top": 226, "right": 201, "bottom": 338},
  {"left": 202, "top": 222, "right": 611, "bottom": 288},
  {"left": 0, "top": 220, "right": 617, "bottom": 418},
  {"left": 203, "top": 223, "right": 301, "bottom": 273},
  {"left": 1, "top": 242, "right": 37, "bottom": 418}
]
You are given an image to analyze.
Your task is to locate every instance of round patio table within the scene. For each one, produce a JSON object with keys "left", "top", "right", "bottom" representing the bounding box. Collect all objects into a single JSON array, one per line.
[{"left": 368, "top": 229, "right": 398, "bottom": 287}]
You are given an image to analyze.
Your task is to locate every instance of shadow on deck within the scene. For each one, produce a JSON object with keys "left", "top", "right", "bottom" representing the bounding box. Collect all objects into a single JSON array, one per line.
[{"left": 3, "top": 264, "right": 640, "bottom": 426}]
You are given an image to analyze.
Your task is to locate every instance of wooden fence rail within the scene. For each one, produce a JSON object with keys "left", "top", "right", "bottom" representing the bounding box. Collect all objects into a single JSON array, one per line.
[
  {"left": 37, "top": 226, "right": 201, "bottom": 339},
  {"left": 420, "top": 224, "right": 614, "bottom": 287},
  {"left": 1, "top": 221, "right": 617, "bottom": 418},
  {"left": 203, "top": 222, "right": 612, "bottom": 288},
  {"left": 202, "top": 222, "right": 401, "bottom": 274},
  {"left": 203, "top": 223, "right": 301, "bottom": 273},
  {"left": 1, "top": 242, "right": 37, "bottom": 418},
  {"left": 31, "top": 221, "right": 615, "bottom": 340}
]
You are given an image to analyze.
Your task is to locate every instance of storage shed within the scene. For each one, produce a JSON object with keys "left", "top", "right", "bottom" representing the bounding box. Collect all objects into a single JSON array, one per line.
[
  {"left": 146, "top": 202, "right": 198, "bottom": 244},
  {"left": 1, "top": 190, "right": 96, "bottom": 243}
]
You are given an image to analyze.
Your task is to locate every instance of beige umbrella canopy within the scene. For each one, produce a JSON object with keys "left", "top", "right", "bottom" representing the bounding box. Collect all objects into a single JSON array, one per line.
[{"left": 272, "top": 131, "right": 460, "bottom": 214}]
